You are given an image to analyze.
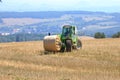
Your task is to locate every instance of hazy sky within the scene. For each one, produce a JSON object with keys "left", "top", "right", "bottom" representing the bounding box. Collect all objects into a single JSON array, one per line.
[{"left": 0, "top": 0, "right": 120, "bottom": 12}]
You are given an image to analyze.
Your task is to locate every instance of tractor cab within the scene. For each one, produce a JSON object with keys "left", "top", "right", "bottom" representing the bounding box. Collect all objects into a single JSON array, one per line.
[
  {"left": 62, "top": 25, "right": 76, "bottom": 36},
  {"left": 61, "top": 25, "right": 77, "bottom": 42}
]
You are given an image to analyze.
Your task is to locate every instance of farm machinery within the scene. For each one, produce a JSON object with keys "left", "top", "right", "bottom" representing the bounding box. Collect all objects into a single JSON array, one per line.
[{"left": 43, "top": 25, "right": 82, "bottom": 52}]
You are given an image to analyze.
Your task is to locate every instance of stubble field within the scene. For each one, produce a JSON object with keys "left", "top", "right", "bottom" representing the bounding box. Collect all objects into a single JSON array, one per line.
[{"left": 0, "top": 38, "right": 120, "bottom": 80}]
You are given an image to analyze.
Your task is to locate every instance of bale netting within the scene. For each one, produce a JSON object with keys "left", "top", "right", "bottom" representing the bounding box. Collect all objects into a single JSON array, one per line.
[{"left": 43, "top": 35, "right": 61, "bottom": 52}]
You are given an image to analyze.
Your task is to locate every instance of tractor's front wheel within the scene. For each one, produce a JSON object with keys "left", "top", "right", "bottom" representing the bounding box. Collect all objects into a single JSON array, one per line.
[
  {"left": 66, "top": 40, "right": 72, "bottom": 52},
  {"left": 60, "top": 46, "right": 65, "bottom": 52}
]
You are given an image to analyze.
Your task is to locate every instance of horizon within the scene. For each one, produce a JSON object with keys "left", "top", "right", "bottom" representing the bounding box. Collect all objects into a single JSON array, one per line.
[
  {"left": 0, "top": 10, "right": 120, "bottom": 14},
  {"left": 0, "top": 0, "right": 120, "bottom": 13}
]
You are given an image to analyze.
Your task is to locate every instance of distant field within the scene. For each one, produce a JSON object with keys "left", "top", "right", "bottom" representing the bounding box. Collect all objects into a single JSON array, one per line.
[
  {"left": 0, "top": 38, "right": 120, "bottom": 80},
  {"left": 1, "top": 17, "right": 65, "bottom": 26}
]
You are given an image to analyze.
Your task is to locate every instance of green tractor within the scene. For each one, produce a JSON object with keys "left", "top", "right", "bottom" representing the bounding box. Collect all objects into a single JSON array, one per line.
[
  {"left": 43, "top": 25, "right": 82, "bottom": 52},
  {"left": 60, "top": 25, "right": 82, "bottom": 52}
]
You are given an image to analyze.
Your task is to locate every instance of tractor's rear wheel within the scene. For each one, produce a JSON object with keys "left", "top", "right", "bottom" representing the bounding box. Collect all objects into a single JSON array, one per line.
[
  {"left": 66, "top": 40, "right": 72, "bottom": 52},
  {"left": 77, "top": 39, "right": 82, "bottom": 49}
]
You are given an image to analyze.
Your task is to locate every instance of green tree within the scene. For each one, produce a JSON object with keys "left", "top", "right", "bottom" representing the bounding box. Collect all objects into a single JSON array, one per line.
[
  {"left": 112, "top": 32, "right": 120, "bottom": 38},
  {"left": 94, "top": 32, "right": 106, "bottom": 39}
]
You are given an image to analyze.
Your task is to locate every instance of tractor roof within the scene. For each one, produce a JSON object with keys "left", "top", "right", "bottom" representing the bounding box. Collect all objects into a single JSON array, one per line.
[{"left": 63, "top": 25, "right": 75, "bottom": 28}]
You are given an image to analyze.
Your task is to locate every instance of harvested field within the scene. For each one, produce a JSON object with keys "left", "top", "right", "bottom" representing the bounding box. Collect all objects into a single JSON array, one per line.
[{"left": 0, "top": 38, "right": 120, "bottom": 80}]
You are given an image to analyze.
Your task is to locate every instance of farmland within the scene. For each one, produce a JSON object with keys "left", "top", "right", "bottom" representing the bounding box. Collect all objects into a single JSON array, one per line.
[{"left": 0, "top": 38, "right": 120, "bottom": 80}]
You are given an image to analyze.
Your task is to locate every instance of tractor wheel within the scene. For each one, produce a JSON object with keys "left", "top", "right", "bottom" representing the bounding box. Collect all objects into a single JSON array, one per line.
[
  {"left": 60, "top": 46, "right": 65, "bottom": 52},
  {"left": 66, "top": 40, "right": 72, "bottom": 52},
  {"left": 77, "top": 39, "right": 82, "bottom": 49}
]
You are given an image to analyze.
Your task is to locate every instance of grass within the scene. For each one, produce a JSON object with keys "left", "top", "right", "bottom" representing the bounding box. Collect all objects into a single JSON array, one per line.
[{"left": 0, "top": 38, "right": 120, "bottom": 80}]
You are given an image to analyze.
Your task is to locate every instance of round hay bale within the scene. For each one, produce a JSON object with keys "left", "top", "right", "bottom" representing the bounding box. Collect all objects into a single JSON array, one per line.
[{"left": 43, "top": 35, "right": 61, "bottom": 52}]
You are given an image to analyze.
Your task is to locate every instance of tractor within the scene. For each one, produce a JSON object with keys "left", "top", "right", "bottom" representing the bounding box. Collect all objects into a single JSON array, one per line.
[{"left": 43, "top": 25, "right": 82, "bottom": 52}]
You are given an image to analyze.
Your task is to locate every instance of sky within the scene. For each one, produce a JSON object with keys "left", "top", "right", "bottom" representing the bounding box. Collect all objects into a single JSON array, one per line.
[{"left": 0, "top": 0, "right": 120, "bottom": 12}]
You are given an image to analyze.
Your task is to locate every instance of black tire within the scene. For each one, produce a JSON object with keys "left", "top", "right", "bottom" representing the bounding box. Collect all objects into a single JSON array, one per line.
[
  {"left": 60, "top": 47, "right": 65, "bottom": 52},
  {"left": 66, "top": 40, "right": 72, "bottom": 52},
  {"left": 77, "top": 39, "right": 82, "bottom": 49}
]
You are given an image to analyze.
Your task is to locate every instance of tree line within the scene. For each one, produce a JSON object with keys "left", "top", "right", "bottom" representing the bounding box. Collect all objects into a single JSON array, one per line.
[
  {"left": 0, "top": 33, "right": 45, "bottom": 43},
  {"left": 94, "top": 32, "right": 120, "bottom": 39},
  {"left": 0, "top": 32, "right": 120, "bottom": 43}
]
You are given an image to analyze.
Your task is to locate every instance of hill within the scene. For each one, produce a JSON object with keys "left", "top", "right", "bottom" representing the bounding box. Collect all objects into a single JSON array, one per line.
[
  {"left": 0, "top": 38, "right": 119, "bottom": 80},
  {"left": 0, "top": 11, "right": 120, "bottom": 37}
]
